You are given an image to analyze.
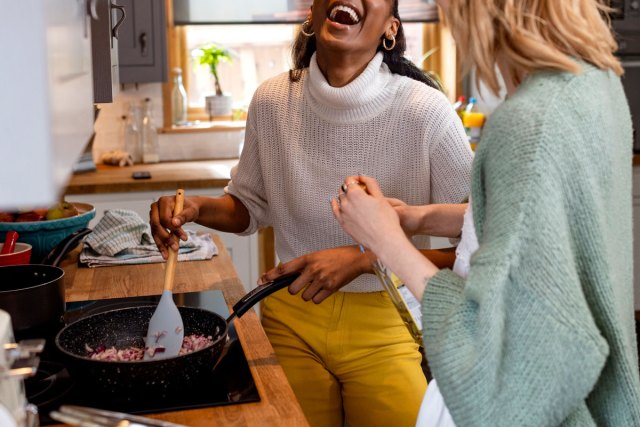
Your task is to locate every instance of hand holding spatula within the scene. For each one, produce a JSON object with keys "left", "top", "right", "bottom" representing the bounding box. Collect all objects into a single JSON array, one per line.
[{"left": 144, "top": 189, "right": 185, "bottom": 360}]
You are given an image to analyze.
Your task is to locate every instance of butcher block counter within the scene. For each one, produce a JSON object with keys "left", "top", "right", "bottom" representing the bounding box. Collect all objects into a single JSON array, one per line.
[
  {"left": 53, "top": 234, "right": 308, "bottom": 427},
  {"left": 65, "top": 160, "right": 238, "bottom": 195}
]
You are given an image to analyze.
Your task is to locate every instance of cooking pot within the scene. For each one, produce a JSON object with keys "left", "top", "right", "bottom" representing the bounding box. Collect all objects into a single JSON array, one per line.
[
  {"left": 55, "top": 272, "right": 301, "bottom": 396},
  {"left": 0, "top": 229, "right": 92, "bottom": 340}
]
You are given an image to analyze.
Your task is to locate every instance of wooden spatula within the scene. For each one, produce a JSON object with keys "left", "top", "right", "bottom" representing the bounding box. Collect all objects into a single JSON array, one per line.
[{"left": 143, "top": 189, "right": 185, "bottom": 360}]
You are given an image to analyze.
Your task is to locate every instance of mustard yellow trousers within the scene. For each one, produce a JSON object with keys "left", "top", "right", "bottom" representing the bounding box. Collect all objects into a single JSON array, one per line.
[{"left": 262, "top": 288, "right": 426, "bottom": 427}]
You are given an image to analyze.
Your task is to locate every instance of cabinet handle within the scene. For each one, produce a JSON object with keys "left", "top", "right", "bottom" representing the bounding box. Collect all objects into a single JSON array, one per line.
[
  {"left": 87, "top": 0, "right": 99, "bottom": 20},
  {"left": 83, "top": 0, "right": 99, "bottom": 39},
  {"left": 110, "top": 1, "right": 126, "bottom": 39},
  {"left": 139, "top": 32, "right": 148, "bottom": 56}
]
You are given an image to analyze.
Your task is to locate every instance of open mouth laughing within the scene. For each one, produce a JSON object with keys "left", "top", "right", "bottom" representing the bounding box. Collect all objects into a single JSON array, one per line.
[{"left": 327, "top": 2, "right": 362, "bottom": 26}]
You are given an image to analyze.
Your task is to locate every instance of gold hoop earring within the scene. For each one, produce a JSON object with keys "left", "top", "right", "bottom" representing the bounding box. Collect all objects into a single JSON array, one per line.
[
  {"left": 301, "top": 19, "right": 315, "bottom": 37},
  {"left": 382, "top": 35, "right": 396, "bottom": 51}
]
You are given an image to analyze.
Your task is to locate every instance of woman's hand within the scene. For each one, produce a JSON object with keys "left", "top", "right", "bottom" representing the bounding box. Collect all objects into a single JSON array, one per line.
[
  {"left": 331, "top": 176, "right": 407, "bottom": 253},
  {"left": 257, "top": 246, "right": 371, "bottom": 304},
  {"left": 332, "top": 175, "right": 440, "bottom": 301},
  {"left": 150, "top": 195, "right": 201, "bottom": 258}
]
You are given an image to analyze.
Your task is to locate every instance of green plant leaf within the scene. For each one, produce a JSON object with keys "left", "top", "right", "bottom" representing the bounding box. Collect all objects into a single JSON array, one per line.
[{"left": 194, "top": 43, "right": 233, "bottom": 96}]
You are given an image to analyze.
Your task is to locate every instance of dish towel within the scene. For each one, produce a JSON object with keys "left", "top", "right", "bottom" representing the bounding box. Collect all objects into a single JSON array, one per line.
[{"left": 79, "top": 209, "right": 217, "bottom": 267}]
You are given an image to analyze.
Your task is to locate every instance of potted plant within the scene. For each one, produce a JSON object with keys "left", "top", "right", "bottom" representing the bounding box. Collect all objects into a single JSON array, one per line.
[{"left": 195, "top": 43, "right": 233, "bottom": 119}]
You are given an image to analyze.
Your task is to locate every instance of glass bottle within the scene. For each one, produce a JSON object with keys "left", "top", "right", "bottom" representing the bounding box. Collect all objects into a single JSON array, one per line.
[
  {"left": 118, "top": 114, "right": 127, "bottom": 149},
  {"left": 461, "top": 97, "right": 485, "bottom": 149},
  {"left": 124, "top": 103, "right": 142, "bottom": 163},
  {"left": 452, "top": 95, "right": 466, "bottom": 118},
  {"left": 141, "top": 98, "right": 160, "bottom": 164},
  {"left": 372, "top": 260, "right": 423, "bottom": 346},
  {"left": 171, "top": 67, "right": 188, "bottom": 126}
]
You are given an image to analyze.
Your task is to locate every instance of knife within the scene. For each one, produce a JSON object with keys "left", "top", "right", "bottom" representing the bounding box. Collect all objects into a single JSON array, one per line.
[{"left": 55, "top": 405, "right": 187, "bottom": 427}]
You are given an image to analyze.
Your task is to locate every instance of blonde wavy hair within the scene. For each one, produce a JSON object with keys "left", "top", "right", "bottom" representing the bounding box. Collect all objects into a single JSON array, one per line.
[{"left": 443, "top": 0, "right": 623, "bottom": 95}]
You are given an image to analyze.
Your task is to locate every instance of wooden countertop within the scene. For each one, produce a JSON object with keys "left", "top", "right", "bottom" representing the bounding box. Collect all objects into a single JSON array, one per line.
[
  {"left": 65, "top": 160, "right": 238, "bottom": 195},
  {"left": 68, "top": 155, "right": 640, "bottom": 194},
  {"left": 53, "top": 235, "right": 308, "bottom": 427}
]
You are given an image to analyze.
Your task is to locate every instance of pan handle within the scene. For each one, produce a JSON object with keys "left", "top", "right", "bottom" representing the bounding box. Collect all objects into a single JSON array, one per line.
[
  {"left": 40, "top": 228, "right": 93, "bottom": 266},
  {"left": 226, "top": 272, "right": 301, "bottom": 323}
]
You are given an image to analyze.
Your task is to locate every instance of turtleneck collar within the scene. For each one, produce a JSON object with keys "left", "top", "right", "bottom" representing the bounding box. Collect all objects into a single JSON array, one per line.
[{"left": 304, "top": 52, "right": 402, "bottom": 124}]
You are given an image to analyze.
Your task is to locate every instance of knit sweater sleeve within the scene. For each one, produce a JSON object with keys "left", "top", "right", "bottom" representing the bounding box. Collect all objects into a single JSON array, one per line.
[
  {"left": 421, "top": 104, "right": 610, "bottom": 426},
  {"left": 225, "top": 96, "right": 270, "bottom": 235}
]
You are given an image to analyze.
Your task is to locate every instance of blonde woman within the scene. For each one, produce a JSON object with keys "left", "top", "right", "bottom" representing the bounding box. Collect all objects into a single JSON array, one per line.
[{"left": 333, "top": 0, "right": 640, "bottom": 425}]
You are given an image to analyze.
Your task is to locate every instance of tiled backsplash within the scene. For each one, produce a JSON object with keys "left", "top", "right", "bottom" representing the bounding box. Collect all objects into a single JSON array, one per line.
[
  {"left": 92, "top": 83, "right": 243, "bottom": 163},
  {"left": 93, "top": 83, "right": 163, "bottom": 161}
]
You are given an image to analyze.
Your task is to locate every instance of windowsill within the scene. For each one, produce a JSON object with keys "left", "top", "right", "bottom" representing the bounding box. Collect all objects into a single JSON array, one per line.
[{"left": 160, "top": 120, "right": 246, "bottom": 134}]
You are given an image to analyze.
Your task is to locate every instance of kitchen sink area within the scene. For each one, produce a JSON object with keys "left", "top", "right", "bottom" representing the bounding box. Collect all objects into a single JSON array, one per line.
[{"left": 157, "top": 121, "right": 245, "bottom": 162}]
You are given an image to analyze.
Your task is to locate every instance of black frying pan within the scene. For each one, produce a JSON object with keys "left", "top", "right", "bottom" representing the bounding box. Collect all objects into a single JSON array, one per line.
[{"left": 54, "top": 272, "right": 300, "bottom": 396}]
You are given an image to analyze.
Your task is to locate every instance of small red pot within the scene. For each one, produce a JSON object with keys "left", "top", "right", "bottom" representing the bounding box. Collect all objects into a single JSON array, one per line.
[{"left": 0, "top": 242, "right": 32, "bottom": 266}]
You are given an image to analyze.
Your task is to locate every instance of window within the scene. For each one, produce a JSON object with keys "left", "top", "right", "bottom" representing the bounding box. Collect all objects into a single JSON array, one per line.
[
  {"left": 175, "top": 23, "right": 429, "bottom": 122},
  {"left": 185, "top": 25, "right": 297, "bottom": 112}
]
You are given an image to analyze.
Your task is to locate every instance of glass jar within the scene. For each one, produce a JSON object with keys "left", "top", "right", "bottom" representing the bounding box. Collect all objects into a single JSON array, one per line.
[
  {"left": 124, "top": 103, "right": 142, "bottom": 164},
  {"left": 141, "top": 98, "right": 160, "bottom": 164}
]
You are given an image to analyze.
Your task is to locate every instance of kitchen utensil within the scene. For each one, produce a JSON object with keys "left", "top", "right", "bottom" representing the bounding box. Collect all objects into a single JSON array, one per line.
[
  {"left": 0, "top": 232, "right": 18, "bottom": 255},
  {"left": 143, "top": 189, "right": 185, "bottom": 360},
  {"left": 0, "top": 202, "right": 95, "bottom": 263},
  {"left": 51, "top": 405, "right": 186, "bottom": 427},
  {"left": 54, "top": 272, "right": 300, "bottom": 396},
  {"left": 0, "top": 243, "right": 32, "bottom": 267},
  {"left": 0, "top": 228, "right": 92, "bottom": 339}
]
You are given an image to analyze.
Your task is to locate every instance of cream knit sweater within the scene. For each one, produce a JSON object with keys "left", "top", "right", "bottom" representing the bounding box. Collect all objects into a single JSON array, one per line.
[{"left": 227, "top": 52, "right": 473, "bottom": 292}]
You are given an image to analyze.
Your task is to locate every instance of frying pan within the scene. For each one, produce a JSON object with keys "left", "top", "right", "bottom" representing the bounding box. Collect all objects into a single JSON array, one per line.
[
  {"left": 0, "top": 228, "right": 92, "bottom": 340},
  {"left": 54, "top": 271, "right": 301, "bottom": 396}
]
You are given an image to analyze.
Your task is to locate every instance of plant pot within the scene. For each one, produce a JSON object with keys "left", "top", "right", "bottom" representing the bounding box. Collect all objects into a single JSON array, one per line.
[{"left": 205, "top": 94, "right": 233, "bottom": 119}]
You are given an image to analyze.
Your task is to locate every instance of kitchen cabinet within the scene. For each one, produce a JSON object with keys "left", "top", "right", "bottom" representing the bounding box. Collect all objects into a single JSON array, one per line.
[
  {"left": 90, "top": 0, "right": 125, "bottom": 103},
  {"left": 1, "top": 0, "right": 94, "bottom": 210},
  {"left": 118, "top": 0, "right": 168, "bottom": 83}
]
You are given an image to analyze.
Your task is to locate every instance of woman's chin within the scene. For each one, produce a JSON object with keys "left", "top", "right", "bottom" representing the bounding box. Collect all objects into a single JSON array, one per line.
[{"left": 316, "top": 29, "right": 359, "bottom": 52}]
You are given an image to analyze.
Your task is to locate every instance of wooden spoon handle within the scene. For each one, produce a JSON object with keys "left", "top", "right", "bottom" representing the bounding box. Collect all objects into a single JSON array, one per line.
[{"left": 164, "top": 189, "right": 185, "bottom": 292}]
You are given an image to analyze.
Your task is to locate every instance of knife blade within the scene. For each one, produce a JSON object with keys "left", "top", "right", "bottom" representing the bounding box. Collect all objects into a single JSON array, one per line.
[{"left": 58, "top": 405, "right": 187, "bottom": 427}]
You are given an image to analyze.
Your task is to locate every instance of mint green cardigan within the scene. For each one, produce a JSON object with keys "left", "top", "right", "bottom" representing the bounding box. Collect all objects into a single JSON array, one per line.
[{"left": 423, "top": 63, "right": 640, "bottom": 426}]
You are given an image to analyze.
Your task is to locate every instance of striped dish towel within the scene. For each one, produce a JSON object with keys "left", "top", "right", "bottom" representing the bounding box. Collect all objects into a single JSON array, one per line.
[{"left": 79, "top": 209, "right": 217, "bottom": 267}]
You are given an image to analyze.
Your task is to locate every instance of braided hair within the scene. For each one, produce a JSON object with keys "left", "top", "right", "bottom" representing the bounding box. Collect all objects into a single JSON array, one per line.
[{"left": 289, "top": 0, "right": 442, "bottom": 91}]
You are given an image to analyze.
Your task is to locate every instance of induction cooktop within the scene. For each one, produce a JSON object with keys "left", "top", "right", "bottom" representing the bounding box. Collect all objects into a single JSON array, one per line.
[{"left": 29, "top": 290, "right": 260, "bottom": 425}]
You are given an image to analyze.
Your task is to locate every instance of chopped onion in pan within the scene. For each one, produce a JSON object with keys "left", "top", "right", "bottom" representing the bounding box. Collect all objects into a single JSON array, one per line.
[{"left": 86, "top": 334, "right": 214, "bottom": 361}]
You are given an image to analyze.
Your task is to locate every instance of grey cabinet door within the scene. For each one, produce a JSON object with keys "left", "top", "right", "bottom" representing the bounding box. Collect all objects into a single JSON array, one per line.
[
  {"left": 118, "top": 0, "right": 168, "bottom": 83},
  {"left": 91, "top": 0, "right": 122, "bottom": 103}
]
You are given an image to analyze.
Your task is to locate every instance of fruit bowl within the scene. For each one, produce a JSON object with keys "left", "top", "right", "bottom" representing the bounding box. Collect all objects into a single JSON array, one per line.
[{"left": 0, "top": 203, "right": 95, "bottom": 263}]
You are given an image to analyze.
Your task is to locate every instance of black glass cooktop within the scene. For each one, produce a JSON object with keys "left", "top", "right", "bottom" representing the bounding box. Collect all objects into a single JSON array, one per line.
[{"left": 29, "top": 290, "right": 260, "bottom": 425}]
